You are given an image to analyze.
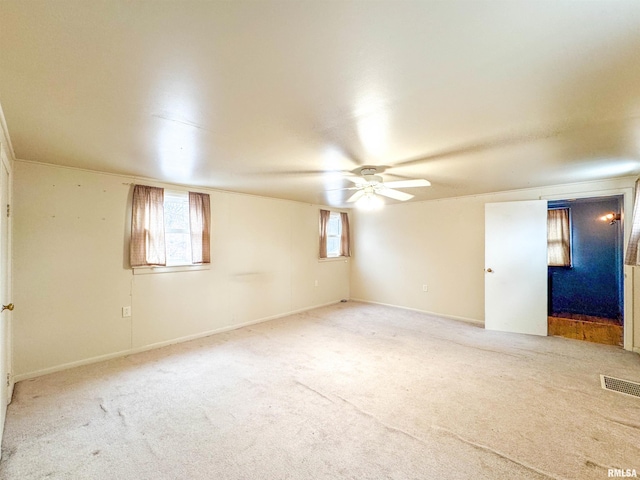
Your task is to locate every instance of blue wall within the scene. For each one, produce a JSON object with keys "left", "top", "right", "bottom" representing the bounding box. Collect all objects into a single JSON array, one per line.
[{"left": 548, "top": 196, "right": 623, "bottom": 321}]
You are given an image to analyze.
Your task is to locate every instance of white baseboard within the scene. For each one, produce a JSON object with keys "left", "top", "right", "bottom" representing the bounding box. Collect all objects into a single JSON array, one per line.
[
  {"left": 351, "top": 299, "right": 639, "bottom": 353},
  {"left": 7, "top": 379, "right": 15, "bottom": 404},
  {"left": 13, "top": 300, "right": 342, "bottom": 383},
  {"left": 349, "top": 298, "right": 484, "bottom": 326}
]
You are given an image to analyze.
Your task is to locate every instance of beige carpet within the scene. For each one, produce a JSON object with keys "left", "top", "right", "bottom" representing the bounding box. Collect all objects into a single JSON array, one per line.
[{"left": 1, "top": 302, "right": 639, "bottom": 479}]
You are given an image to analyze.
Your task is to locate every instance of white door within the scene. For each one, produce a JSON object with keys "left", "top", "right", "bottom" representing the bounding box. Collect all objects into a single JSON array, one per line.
[
  {"left": 485, "top": 200, "right": 548, "bottom": 336},
  {"left": 0, "top": 151, "right": 10, "bottom": 445}
]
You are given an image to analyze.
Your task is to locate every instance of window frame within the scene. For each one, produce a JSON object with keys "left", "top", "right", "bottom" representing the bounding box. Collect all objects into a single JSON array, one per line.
[
  {"left": 319, "top": 209, "right": 350, "bottom": 261},
  {"left": 325, "top": 211, "right": 342, "bottom": 258},
  {"left": 131, "top": 186, "right": 211, "bottom": 274},
  {"left": 547, "top": 207, "right": 573, "bottom": 268},
  {"left": 163, "top": 190, "right": 194, "bottom": 267}
]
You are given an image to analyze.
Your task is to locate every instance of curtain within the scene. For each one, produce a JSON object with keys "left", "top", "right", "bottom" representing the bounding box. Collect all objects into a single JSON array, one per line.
[
  {"left": 340, "top": 212, "right": 351, "bottom": 257},
  {"left": 625, "top": 179, "right": 640, "bottom": 265},
  {"left": 547, "top": 208, "right": 571, "bottom": 267},
  {"left": 130, "top": 185, "right": 166, "bottom": 267},
  {"left": 319, "top": 209, "right": 330, "bottom": 259},
  {"left": 189, "top": 192, "right": 211, "bottom": 264}
]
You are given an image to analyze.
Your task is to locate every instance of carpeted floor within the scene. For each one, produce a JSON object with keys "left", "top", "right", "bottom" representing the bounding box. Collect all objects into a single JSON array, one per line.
[{"left": 1, "top": 302, "right": 639, "bottom": 479}]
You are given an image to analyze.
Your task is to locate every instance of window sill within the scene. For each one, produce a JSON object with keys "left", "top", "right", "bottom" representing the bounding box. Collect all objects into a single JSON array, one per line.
[
  {"left": 133, "top": 264, "right": 211, "bottom": 275},
  {"left": 318, "top": 256, "right": 350, "bottom": 263}
]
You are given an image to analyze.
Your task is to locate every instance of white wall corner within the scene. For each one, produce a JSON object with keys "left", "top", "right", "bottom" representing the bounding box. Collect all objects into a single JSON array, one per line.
[
  {"left": 350, "top": 298, "right": 484, "bottom": 327},
  {"left": 0, "top": 102, "right": 16, "bottom": 162}
]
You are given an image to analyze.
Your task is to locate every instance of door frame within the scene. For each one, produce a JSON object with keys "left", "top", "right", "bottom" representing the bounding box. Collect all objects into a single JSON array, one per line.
[
  {"left": 542, "top": 187, "right": 633, "bottom": 351},
  {"left": 0, "top": 146, "right": 12, "bottom": 401},
  {"left": 0, "top": 140, "right": 12, "bottom": 463}
]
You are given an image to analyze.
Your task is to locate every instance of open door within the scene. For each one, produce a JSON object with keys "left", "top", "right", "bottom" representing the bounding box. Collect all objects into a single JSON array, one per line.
[{"left": 485, "top": 200, "right": 548, "bottom": 336}]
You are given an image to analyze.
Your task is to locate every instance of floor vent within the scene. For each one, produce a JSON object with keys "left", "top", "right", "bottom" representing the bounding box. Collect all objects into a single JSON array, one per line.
[{"left": 600, "top": 375, "right": 640, "bottom": 398}]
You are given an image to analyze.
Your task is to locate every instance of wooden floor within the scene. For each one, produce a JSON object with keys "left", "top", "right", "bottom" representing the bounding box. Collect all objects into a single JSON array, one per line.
[{"left": 548, "top": 315, "right": 623, "bottom": 346}]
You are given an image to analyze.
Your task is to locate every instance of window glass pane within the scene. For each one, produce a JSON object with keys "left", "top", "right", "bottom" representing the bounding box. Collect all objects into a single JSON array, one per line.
[
  {"left": 166, "top": 232, "right": 191, "bottom": 265},
  {"left": 164, "top": 198, "right": 190, "bottom": 231},
  {"left": 327, "top": 237, "right": 340, "bottom": 257},
  {"left": 325, "top": 212, "right": 343, "bottom": 257},
  {"left": 164, "top": 191, "right": 192, "bottom": 265},
  {"left": 328, "top": 213, "right": 341, "bottom": 236}
]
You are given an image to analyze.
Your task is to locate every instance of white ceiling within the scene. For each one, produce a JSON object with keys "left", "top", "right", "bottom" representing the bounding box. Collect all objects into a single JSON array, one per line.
[{"left": 2, "top": 1, "right": 640, "bottom": 207}]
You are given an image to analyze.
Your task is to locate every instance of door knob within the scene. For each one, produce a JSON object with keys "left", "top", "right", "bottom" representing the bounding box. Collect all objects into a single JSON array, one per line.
[
  {"left": 486, "top": 268, "right": 493, "bottom": 273},
  {"left": 1, "top": 303, "right": 13, "bottom": 312}
]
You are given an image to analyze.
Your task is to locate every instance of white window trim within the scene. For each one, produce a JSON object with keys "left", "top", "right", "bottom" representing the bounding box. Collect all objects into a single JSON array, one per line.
[
  {"left": 326, "top": 211, "right": 342, "bottom": 258},
  {"left": 318, "top": 257, "right": 349, "bottom": 264},
  {"left": 133, "top": 264, "right": 210, "bottom": 275},
  {"left": 547, "top": 206, "right": 573, "bottom": 268}
]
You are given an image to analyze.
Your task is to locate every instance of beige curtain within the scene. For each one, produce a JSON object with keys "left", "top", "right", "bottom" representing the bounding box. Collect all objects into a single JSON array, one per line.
[
  {"left": 547, "top": 208, "right": 571, "bottom": 267},
  {"left": 319, "top": 209, "right": 330, "bottom": 259},
  {"left": 625, "top": 178, "right": 640, "bottom": 265},
  {"left": 340, "top": 212, "right": 351, "bottom": 257},
  {"left": 189, "top": 192, "right": 211, "bottom": 264},
  {"left": 130, "top": 185, "right": 166, "bottom": 267}
]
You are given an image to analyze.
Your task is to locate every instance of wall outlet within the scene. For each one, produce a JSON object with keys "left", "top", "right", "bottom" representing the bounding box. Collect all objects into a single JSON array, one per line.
[
  {"left": 422, "top": 285, "right": 428, "bottom": 292},
  {"left": 122, "top": 306, "right": 131, "bottom": 318},
  {"left": 314, "top": 280, "right": 319, "bottom": 287}
]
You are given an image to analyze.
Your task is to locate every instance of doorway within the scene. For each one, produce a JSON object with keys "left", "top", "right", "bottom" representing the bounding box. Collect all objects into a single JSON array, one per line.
[{"left": 547, "top": 196, "right": 624, "bottom": 346}]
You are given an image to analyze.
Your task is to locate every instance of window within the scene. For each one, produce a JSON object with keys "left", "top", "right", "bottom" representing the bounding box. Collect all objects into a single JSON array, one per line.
[
  {"left": 547, "top": 208, "right": 571, "bottom": 267},
  {"left": 130, "top": 185, "right": 210, "bottom": 268},
  {"left": 326, "top": 212, "right": 342, "bottom": 258},
  {"left": 319, "top": 209, "right": 350, "bottom": 259},
  {"left": 164, "top": 191, "right": 192, "bottom": 266}
]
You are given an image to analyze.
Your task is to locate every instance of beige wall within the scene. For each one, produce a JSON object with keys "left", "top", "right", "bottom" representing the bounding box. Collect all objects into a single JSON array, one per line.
[
  {"left": 350, "top": 177, "right": 639, "bottom": 351},
  {"left": 13, "top": 161, "right": 350, "bottom": 379},
  {"left": 11, "top": 160, "right": 640, "bottom": 380}
]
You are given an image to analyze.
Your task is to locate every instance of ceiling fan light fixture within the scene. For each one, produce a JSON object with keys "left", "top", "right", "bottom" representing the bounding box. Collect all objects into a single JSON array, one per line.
[
  {"left": 342, "top": 165, "right": 430, "bottom": 207},
  {"left": 356, "top": 192, "right": 384, "bottom": 211}
]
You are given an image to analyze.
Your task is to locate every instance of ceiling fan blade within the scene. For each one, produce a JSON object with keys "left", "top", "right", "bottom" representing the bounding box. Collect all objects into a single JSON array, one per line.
[
  {"left": 383, "top": 179, "right": 431, "bottom": 189},
  {"left": 252, "top": 169, "right": 350, "bottom": 177},
  {"left": 376, "top": 187, "right": 414, "bottom": 201},
  {"left": 347, "top": 190, "right": 366, "bottom": 203},
  {"left": 326, "top": 186, "right": 360, "bottom": 192}
]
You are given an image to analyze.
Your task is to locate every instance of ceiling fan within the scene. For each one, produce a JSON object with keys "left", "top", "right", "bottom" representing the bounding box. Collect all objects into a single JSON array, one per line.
[{"left": 341, "top": 166, "right": 431, "bottom": 206}]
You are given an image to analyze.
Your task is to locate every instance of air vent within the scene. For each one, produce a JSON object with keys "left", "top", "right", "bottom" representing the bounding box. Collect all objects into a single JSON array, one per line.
[{"left": 600, "top": 375, "right": 640, "bottom": 398}]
